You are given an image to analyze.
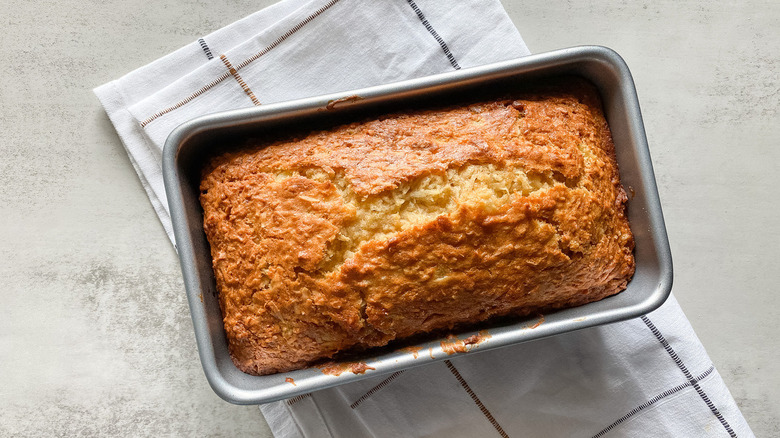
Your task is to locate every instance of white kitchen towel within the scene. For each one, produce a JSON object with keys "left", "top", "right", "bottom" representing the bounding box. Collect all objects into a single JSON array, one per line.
[{"left": 94, "top": 0, "right": 754, "bottom": 437}]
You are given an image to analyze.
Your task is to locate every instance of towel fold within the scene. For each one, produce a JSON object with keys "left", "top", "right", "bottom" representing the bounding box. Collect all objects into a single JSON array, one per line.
[{"left": 95, "top": 0, "right": 528, "bottom": 243}]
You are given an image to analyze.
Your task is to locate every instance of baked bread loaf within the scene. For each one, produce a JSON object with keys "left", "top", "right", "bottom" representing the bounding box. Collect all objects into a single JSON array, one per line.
[{"left": 200, "top": 79, "right": 635, "bottom": 375}]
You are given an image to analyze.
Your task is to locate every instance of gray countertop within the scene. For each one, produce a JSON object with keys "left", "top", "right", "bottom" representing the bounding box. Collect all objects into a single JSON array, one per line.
[{"left": 2, "top": 0, "right": 778, "bottom": 436}]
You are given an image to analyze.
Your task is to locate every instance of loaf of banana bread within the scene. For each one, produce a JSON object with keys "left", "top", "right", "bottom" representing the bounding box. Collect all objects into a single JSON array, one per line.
[{"left": 200, "top": 79, "right": 635, "bottom": 375}]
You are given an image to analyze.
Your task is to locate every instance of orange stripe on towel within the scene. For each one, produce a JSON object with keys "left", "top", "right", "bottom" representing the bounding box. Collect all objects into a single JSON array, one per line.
[{"left": 220, "top": 54, "right": 260, "bottom": 106}]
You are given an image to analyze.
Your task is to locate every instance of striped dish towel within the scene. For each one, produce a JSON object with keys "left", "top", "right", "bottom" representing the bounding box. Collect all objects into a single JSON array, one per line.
[{"left": 94, "top": 0, "right": 754, "bottom": 436}]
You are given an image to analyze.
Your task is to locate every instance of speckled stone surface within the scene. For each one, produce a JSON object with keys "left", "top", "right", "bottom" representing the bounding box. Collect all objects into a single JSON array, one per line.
[{"left": 1, "top": 0, "right": 777, "bottom": 436}]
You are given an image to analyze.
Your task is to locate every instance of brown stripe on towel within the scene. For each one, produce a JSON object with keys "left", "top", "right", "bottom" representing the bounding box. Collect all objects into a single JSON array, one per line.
[
  {"left": 139, "top": 71, "right": 231, "bottom": 127},
  {"left": 220, "top": 54, "right": 260, "bottom": 105},
  {"left": 235, "top": 0, "right": 342, "bottom": 70},
  {"left": 138, "top": 0, "right": 343, "bottom": 128}
]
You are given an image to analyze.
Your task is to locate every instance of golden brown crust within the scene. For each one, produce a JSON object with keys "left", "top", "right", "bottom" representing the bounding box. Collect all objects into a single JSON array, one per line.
[{"left": 200, "top": 79, "right": 635, "bottom": 375}]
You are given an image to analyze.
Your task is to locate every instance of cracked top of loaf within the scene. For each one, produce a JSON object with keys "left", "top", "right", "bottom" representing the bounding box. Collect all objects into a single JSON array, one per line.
[{"left": 199, "top": 78, "right": 635, "bottom": 375}]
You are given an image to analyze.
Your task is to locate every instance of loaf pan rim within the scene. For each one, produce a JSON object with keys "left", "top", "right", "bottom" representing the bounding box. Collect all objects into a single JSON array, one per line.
[{"left": 162, "top": 45, "right": 673, "bottom": 405}]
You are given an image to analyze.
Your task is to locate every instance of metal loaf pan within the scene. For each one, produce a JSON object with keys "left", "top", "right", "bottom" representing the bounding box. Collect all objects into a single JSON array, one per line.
[{"left": 163, "top": 46, "right": 673, "bottom": 405}]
